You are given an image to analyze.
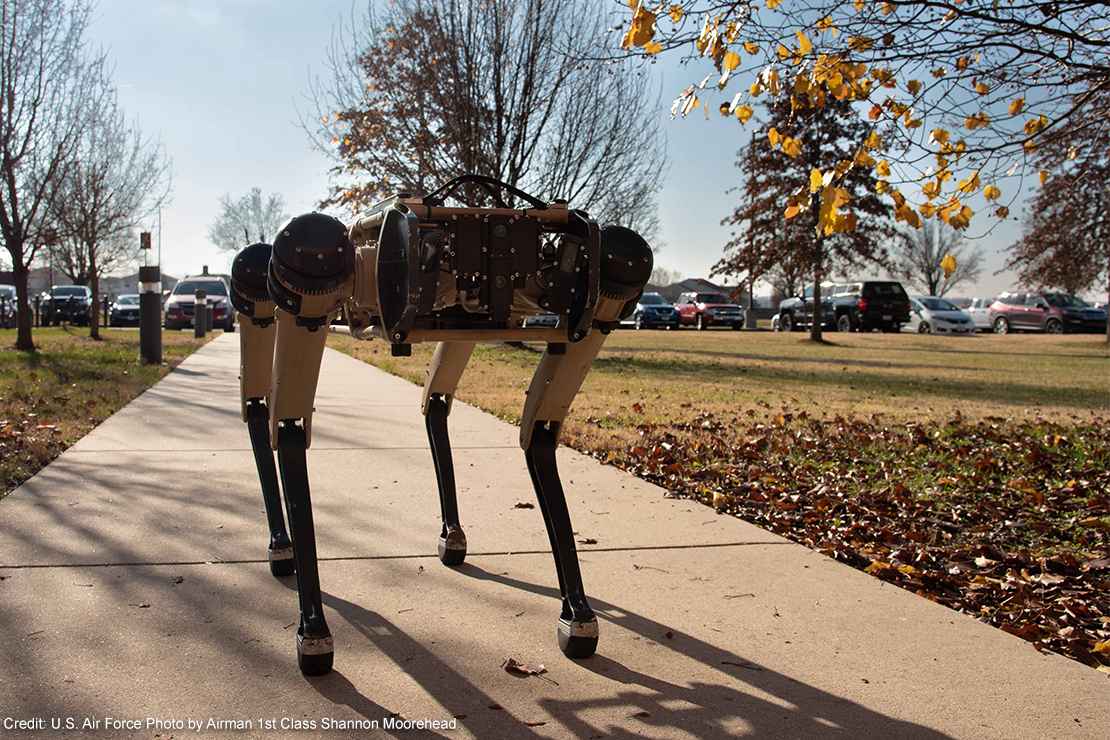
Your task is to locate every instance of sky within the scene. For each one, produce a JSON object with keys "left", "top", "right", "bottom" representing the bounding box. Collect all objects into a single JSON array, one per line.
[{"left": 88, "top": 0, "right": 1028, "bottom": 298}]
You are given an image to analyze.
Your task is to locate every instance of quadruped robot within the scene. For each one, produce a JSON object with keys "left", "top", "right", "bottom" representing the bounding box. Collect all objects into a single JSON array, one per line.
[{"left": 229, "top": 175, "right": 652, "bottom": 675}]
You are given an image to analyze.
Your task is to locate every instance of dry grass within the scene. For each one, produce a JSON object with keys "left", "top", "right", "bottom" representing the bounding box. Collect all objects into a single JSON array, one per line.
[
  {"left": 0, "top": 327, "right": 210, "bottom": 496},
  {"left": 328, "top": 329, "right": 1110, "bottom": 452}
]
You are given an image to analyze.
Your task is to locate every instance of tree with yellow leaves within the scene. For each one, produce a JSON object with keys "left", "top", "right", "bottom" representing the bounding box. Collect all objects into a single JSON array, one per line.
[
  {"left": 716, "top": 92, "right": 897, "bottom": 340},
  {"left": 620, "top": 1, "right": 1109, "bottom": 241}
]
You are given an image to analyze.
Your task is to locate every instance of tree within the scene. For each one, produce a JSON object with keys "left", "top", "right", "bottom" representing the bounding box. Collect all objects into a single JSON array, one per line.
[
  {"left": 1007, "top": 86, "right": 1110, "bottom": 342},
  {"left": 715, "top": 93, "right": 896, "bottom": 339},
  {"left": 0, "top": 0, "right": 107, "bottom": 349},
  {"left": 50, "top": 90, "right": 171, "bottom": 338},
  {"left": 619, "top": 2, "right": 1110, "bottom": 239},
  {"left": 649, "top": 265, "right": 682, "bottom": 287},
  {"left": 306, "top": 0, "right": 664, "bottom": 240},
  {"left": 207, "top": 188, "right": 288, "bottom": 253},
  {"left": 892, "top": 221, "right": 983, "bottom": 297}
]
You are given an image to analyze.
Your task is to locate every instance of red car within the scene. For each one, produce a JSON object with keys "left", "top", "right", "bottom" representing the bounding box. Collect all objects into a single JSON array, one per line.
[
  {"left": 675, "top": 291, "right": 745, "bottom": 330},
  {"left": 989, "top": 291, "right": 1108, "bottom": 334}
]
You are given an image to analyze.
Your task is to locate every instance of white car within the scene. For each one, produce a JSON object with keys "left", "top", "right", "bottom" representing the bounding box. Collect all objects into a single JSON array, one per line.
[
  {"left": 966, "top": 297, "right": 995, "bottom": 331},
  {"left": 905, "top": 296, "right": 976, "bottom": 335}
]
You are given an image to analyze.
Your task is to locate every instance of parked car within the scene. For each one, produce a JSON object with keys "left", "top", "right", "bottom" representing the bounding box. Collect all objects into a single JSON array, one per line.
[
  {"left": 622, "top": 292, "right": 679, "bottom": 330},
  {"left": 39, "top": 285, "right": 92, "bottom": 325},
  {"left": 163, "top": 275, "right": 235, "bottom": 331},
  {"left": 906, "top": 296, "right": 976, "bottom": 335},
  {"left": 989, "top": 291, "right": 1108, "bottom": 334},
  {"left": 966, "top": 297, "right": 995, "bottom": 332},
  {"left": 675, "top": 291, "right": 744, "bottom": 330},
  {"left": 108, "top": 294, "right": 142, "bottom": 327},
  {"left": 522, "top": 313, "right": 559, "bottom": 328},
  {"left": 778, "top": 281, "right": 911, "bottom": 333},
  {"left": 0, "top": 284, "right": 15, "bottom": 328}
]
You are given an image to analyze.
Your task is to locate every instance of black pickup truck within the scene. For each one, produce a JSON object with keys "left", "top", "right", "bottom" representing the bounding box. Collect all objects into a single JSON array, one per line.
[
  {"left": 778, "top": 281, "right": 911, "bottom": 333},
  {"left": 39, "top": 285, "right": 93, "bottom": 326}
]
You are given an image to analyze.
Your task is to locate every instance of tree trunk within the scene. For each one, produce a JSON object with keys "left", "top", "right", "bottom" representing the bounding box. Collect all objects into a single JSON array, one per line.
[
  {"left": 810, "top": 269, "right": 824, "bottom": 342},
  {"left": 1105, "top": 272, "right": 1109, "bottom": 345},
  {"left": 13, "top": 260, "right": 34, "bottom": 350},
  {"left": 89, "top": 266, "right": 101, "bottom": 340}
]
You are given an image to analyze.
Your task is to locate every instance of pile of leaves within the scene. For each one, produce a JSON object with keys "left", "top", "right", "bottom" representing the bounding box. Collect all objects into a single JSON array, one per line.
[{"left": 598, "top": 410, "right": 1110, "bottom": 671}]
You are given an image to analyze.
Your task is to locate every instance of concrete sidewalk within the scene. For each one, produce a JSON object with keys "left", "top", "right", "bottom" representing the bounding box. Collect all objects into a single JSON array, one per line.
[{"left": 0, "top": 334, "right": 1105, "bottom": 739}]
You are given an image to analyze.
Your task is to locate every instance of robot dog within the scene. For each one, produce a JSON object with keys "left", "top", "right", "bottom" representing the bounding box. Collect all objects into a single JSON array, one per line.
[{"left": 230, "top": 175, "right": 651, "bottom": 675}]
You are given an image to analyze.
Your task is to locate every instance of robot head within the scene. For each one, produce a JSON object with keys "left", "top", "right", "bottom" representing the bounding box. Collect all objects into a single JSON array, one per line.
[
  {"left": 230, "top": 242, "right": 273, "bottom": 317},
  {"left": 268, "top": 213, "right": 354, "bottom": 320}
]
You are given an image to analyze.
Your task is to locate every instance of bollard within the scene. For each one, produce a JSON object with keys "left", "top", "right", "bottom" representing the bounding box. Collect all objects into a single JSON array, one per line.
[
  {"left": 194, "top": 289, "right": 207, "bottom": 338},
  {"left": 139, "top": 266, "right": 162, "bottom": 364},
  {"left": 33, "top": 296, "right": 41, "bottom": 327},
  {"left": 102, "top": 295, "right": 110, "bottom": 327}
]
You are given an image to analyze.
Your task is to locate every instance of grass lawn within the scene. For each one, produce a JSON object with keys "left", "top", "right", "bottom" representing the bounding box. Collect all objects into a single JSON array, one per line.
[
  {"left": 331, "top": 328, "right": 1110, "bottom": 670},
  {"left": 0, "top": 327, "right": 210, "bottom": 497},
  {"left": 330, "top": 330, "right": 1109, "bottom": 449}
]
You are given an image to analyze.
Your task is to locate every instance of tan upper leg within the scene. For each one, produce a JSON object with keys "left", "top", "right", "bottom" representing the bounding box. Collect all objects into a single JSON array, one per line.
[
  {"left": 422, "top": 341, "right": 476, "bottom": 415},
  {"left": 269, "top": 309, "right": 330, "bottom": 448},
  {"left": 238, "top": 304, "right": 276, "bottom": 421}
]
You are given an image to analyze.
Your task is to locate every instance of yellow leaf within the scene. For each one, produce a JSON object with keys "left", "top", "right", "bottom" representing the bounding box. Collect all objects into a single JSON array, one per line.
[
  {"left": 922, "top": 179, "right": 941, "bottom": 200},
  {"left": 904, "top": 117, "right": 922, "bottom": 129},
  {"left": 919, "top": 203, "right": 937, "bottom": 218},
  {"left": 982, "top": 184, "right": 1001, "bottom": 201},
  {"left": 994, "top": 206, "right": 1009, "bottom": 218},
  {"left": 875, "top": 160, "right": 891, "bottom": 177},
  {"left": 854, "top": 0, "right": 865, "bottom": 10},
  {"left": 965, "top": 112, "right": 990, "bottom": 130},
  {"left": 864, "top": 130, "right": 882, "bottom": 150},
  {"left": 735, "top": 104, "right": 753, "bottom": 124},
  {"left": 810, "top": 168, "right": 823, "bottom": 193},
  {"left": 644, "top": 40, "right": 663, "bottom": 55},
  {"left": 816, "top": 16, "right": 837, "bottom": 33},
  {"left": 956, "top": 56, "right": 970, "bottom": 71},
  {"left": 1093, "top": 640, "right": 1110, "bottom": 655},
  {"left": 881, "top": 2, "right": 894, "bottom": 15},
  {"left": 906, "top": 79, "right": 922, "bottom": 96},
  {"left": 848, "top": 35, "right": 873, "bottom": 51},
  {"left": 930, "top": 128, "right": 950, "bottom": 145},
  {"left": 621, "top": 4, "right": 657, "bottom": 49},
  {"left": 974, "top": 81, "right": 990, "bottom": 95},
  {"left": 1039, "top": 170, "right": 1049, "bottom": 186},
  {"left": 743, "top": 40, "right": 760, "bottom": 55},
  {"left": 723, "top": 50, "right": 741, "bottom": 71},
  {"left": 781, "top": 137, "right": 802, "bottom": 158},
  {"left": 896, "top": 203, "right": 921, "bottom": 228},
  {"left": 956, "top": 170, "right": 981, "bottom": 194},
  {"left": 931, "top": 67, "right": 946, "bottom": 78},
  {"left": 784, "top": 203, "right": 802, "bottom": 219},
  {"left": 868, "top": 104, "right": 882, "bottom": 121},
  {"left": 766, "top": 0, "right": 782, "bottom": 8},
  {"left": 668, "top": 4, "right": 684, "bottom": 23},
  {"left": 1024, "top": 114, "right": 1048, "bottom": 135},
  {"left": 768, "top": 127, "right": 782, "bottom": 148},
  {"left": 796, "top": 31, "right": 813, "bottom": 55},
  {"left": 940, "top": 253, "right": 957, "bottom": 277},
  {"left": 777, "top": 44, "right": 791, "bottom": 61},
  {"left": 1008, "top": 97, "right": 1024, "bottom": 115}
]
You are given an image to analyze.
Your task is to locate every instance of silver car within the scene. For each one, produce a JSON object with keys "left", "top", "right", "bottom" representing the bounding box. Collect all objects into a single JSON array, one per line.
[{"left": 906, "top": 296, "right": 976, "bottom": 335}]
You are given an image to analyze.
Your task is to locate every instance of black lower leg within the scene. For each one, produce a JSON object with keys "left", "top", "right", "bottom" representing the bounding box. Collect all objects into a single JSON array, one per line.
[
  {"left": 276, "top": 421, "right": 332, "bottom": 676},
  {"left": 525, "top": 421, "right": 597, "bottom": 658},
  {"left": 425, "top": 395, "right": 467, "bottom": 566},
  {"left": 246, "top": 400, "right": 294, "bottom": 576}
]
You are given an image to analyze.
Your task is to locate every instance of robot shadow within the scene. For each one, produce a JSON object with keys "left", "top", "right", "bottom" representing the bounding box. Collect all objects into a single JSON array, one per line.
[{"left": 277, "top": 564, "right": 953, "bottom": 739}]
